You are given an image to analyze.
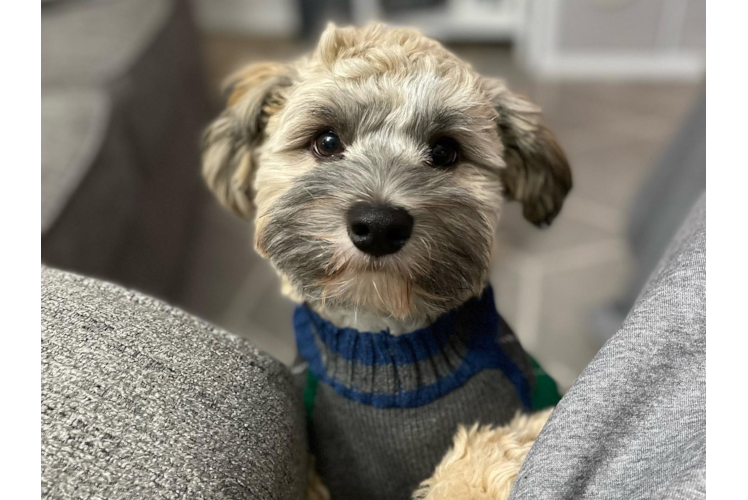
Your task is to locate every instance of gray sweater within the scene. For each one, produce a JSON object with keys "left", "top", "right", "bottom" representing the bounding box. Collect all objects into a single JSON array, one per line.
[{"left": 294, "top": 286, "right": 535, "bottom": 500}]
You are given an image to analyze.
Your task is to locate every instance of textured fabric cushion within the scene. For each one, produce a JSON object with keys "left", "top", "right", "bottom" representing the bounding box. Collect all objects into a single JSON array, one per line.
[
  {"left": 41, "top": 0, "right": 171, "bottom": 85},
  {"left": 510, "top": 194, "right": 706, "bottom": 500},
  {"left": 41, "top": 267, "right": 307, "bottom": 499}
]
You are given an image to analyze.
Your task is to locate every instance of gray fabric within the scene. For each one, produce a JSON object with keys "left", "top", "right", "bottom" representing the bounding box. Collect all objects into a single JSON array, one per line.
[
  {"left": 41, "top": 0, "right": 211, "bottom": 299},
  {"left": 42, "top": 0, "right": 171, "bottom": 85},
  {"left": 41, "top": 89, "right": 113, "bottom": 232},
  {"left": 628, "top": 90, "right": 706, "bottom": 271},
  {"left": 510, "top": 194, "right": 706, "bottom": 500},
  {"left": 41, "top": 89, "right": 143, "bottom": 278},
  {"left": 41, "top": 267, "right": 308, "bottom": 499},
  {"left": 601, "top": 90, "right": 706, "bottom": 339}
]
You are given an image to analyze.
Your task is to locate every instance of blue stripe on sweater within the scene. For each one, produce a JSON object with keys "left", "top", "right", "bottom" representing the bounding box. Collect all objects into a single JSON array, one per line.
[{"left": 294, "top": 286, "right": 532, "bottom": 410}]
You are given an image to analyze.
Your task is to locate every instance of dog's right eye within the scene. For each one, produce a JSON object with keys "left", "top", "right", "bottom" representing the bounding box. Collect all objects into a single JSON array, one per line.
[
  {"left": 312, "top": 130, "right": 345, "bottom": 158},
  {"left": 429, "top": 137, "right": 460, "bottom": 168}
]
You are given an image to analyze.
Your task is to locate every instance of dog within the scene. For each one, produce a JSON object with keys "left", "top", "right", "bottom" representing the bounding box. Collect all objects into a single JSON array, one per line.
[{"left": 202, "top": 23, "right": 570, "bottom": 500}]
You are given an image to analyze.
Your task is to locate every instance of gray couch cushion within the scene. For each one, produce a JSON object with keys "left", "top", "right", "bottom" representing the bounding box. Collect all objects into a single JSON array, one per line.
[
  {"left": 41, "top": 0, "right": 171, "bottom": 86},
  {"left": 41, "top": 267, "right": 308, "bottom": 499},
  {"left": 41, "top": 89, "right": 112, "bottom": 233},
  {"left": 41, "top": 0, "right": 209, "bottom": 297},
  {"left": 41, "top": 88, "right": 143, "bottom": 279}
]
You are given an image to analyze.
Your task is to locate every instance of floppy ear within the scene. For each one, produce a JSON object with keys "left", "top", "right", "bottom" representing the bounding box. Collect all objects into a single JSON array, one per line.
[
  {"left": 483, "top": 78, "right": 572, "bottom": 226},
  {"left": 201, "top": 62, "right": 293, "bottom": 218}
]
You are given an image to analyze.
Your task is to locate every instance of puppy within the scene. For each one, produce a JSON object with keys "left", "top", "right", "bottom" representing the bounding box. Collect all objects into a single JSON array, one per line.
[{"left": 202, "top": 23, "right": 570, "bottom": 500}]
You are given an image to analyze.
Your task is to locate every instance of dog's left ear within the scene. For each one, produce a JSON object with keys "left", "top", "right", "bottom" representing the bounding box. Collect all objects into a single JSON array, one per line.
[{"left": 483, "top": 78, "right": 572, "bottom": 226}]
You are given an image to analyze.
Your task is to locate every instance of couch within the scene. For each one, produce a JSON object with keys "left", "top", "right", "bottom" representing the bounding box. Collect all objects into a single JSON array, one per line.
[{"left": 41, "top": 0, "right": 212, "bottom": 300}]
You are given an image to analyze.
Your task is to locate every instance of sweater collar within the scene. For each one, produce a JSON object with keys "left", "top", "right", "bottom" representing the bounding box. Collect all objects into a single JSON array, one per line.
[{"left": 294, "top": 286, "right": 532, "bottom": 409}]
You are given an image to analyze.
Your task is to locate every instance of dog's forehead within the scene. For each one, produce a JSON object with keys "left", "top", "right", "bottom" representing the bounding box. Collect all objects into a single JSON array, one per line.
[
  {"left": 343, "top": 76, "right": 463, "bottom": 124},
  {"left": 281, "top": 67, "right": 496, "bottom": 142}
]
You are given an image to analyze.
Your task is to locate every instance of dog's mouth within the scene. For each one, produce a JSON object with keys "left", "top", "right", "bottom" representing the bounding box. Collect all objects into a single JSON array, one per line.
[
  {"left": 359, "top": 254, "right": 406, "bottom": 273},
  {"left": 259, "top": 192, "right": 492, "bottom": 319},
  {"left": 326, "top": 238, "right": 414, "bottom": 276}
]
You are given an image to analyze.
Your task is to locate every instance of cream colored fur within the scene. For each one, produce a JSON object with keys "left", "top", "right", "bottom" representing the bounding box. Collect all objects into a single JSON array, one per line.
[{"left": 412, "top": 409, "right": 553, "bottom": 500}]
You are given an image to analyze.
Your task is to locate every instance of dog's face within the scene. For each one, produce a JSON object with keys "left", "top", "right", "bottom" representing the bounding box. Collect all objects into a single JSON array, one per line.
[{"left": 202, "top": 25, "right": 571, "bottom": 322}]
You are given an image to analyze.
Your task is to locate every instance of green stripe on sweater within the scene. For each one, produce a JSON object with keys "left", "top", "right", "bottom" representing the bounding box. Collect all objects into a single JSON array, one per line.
[
  {"left": 530, "top": 356, "right": 563, "bottom": 410},
  {"left": 303, "top": 369, "right": 318, "bottom": 427}
]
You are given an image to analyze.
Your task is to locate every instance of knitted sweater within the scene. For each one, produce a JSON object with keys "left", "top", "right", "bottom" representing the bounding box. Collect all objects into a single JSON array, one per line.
[{"left": 294, "top": 286, "right": 537, "bottom": 500}]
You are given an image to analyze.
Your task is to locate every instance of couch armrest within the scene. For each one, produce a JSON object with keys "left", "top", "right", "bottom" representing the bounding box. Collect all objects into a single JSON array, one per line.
[{"left": 41, "top": 267, "right": 307, "bottom": 499}]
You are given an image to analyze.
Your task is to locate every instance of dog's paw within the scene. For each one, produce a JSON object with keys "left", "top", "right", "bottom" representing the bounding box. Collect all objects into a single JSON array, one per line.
[
  {"left": 307, "top": 455, "right": 331, "bottom": 500},
  {"left": 412, "top": 409, "right": 553, "bottom": 500}
]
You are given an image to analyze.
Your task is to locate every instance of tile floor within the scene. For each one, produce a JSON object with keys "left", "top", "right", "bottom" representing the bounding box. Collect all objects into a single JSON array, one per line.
[{"left": 175, "top": 36, "right": 701, "bottom": 389}]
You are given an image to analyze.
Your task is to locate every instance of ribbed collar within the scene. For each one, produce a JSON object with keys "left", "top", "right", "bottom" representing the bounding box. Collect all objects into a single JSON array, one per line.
[{"left": 294, "top": 286, "right": 532, "bottom": 409}]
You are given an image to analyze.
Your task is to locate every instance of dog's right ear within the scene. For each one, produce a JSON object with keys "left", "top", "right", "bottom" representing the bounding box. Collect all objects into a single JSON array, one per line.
[
  {"left": 202, "top": 62, "right": 293, "bottom": 218},
  {"left": 482, "top": 78, "right": 572, "bottom": 227}
]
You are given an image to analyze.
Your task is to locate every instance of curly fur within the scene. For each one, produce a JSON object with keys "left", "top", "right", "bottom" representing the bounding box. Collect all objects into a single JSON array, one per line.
[{"left": 413, "top": 409, "right": 553, "bottom": 500}]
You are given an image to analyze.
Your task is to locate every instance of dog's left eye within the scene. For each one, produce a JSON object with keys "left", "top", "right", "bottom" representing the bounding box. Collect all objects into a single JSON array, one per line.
[
  {"left": 312, "top": 130, "right": 345, "bottom": 158},
  {"left": 429, "top": 138, "right": 460, "bottom": 168}
]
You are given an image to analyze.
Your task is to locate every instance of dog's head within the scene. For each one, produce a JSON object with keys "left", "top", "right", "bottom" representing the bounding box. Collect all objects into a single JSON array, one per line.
[{"left": 202, "top": 24, "right": 571, "bottom": 322}]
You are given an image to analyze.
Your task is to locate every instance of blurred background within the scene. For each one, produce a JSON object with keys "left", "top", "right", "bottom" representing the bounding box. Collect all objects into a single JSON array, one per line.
[{"left": 41, "top": 0, "right": 705, "bottom": 390}]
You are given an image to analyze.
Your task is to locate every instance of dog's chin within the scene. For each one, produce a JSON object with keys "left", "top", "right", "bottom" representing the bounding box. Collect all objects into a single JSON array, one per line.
[
  {"left": 299, "top": 255, "right": 485, "bottom": 322},
  {"left": 314, "top": 269, "right": 415, "bottom": 319}
]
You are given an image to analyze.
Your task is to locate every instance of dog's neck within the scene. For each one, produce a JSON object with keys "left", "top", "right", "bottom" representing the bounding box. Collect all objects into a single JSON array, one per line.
[
  {"left": 280, "top": 276, "right": 431, "bottom": 335},
  {"left": 309, "top": 304, "right": 432, "bottom": 336},
  {"left": 293, "top": 284, "right": 535, "bottom": 410}
]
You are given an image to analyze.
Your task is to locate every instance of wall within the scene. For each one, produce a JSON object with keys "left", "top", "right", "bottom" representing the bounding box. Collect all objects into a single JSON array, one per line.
[
  {"left": 191, "top": 0, "right": 300, "bottom": 37},
  {"left": 559, "top": 0, "right": 665, "bottom": 50},
  {"left": 518, "top": 0, "right": 705, "bottom": 80}
]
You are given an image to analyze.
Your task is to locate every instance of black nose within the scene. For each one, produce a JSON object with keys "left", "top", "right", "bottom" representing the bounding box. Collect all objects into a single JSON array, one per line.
[{"left": 347, "top": 203, "right": 414, "bottom": 257}]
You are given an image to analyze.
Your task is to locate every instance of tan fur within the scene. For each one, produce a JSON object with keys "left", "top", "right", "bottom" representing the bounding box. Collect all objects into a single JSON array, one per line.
[
  {"left": 481, "top": 79, "right": 571, "bottom": 226},
  {"left": 202, "top": 61, "right": 294, "bottom": 218},
  {"left": 412, "top": 409, "right": 553, "bottom": 500}
]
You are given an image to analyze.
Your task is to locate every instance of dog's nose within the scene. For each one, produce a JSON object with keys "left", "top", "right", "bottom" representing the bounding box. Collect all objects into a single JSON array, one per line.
[{"left": 347, "top": 203, "right": 414, "bottom": 257}]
